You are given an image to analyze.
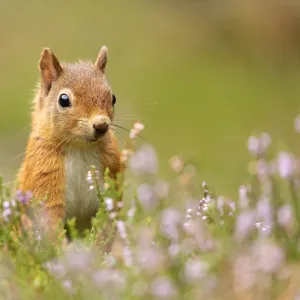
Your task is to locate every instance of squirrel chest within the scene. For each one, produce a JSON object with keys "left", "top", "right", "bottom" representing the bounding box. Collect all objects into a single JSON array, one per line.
[{"left": 64, "top": 146, "right": 103, "bottom": 222}]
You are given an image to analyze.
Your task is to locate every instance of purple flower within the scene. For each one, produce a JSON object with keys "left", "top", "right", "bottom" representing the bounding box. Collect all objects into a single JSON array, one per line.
[
  {"left": 136, "top": 245, "right": 165, "bottom": 274},
  {"left": 251, "top": 241, "right": 285, "bottom": 273},
  {"left": 248, "top": 136, "right": 260, "bottom": 156},
  {"left": 129, "top": 144, "right": 158, "bottom": 175},
  {"left": 104, "top": 197, "right": 114, "bottom": 211},
  {"left": 160, "top": 208, "right": 182, "bottom": 241},
  {"left": 2, "top": 208, "right": 12, "bottom": 222},
  {"left": 137, "top": 184, "right": 157, "bottom": 211},
  {"left": 2, "top": 201, "right": 10, "bottom": 209},
  {"left": 256, "top": 197, "right": 273, "bottom": 229},
  {"left": 277, "top": 204, "right": 293, "bottom": 227},
  {"left": 235, "top": 210, "right": 255, "bottom": 241},
  {"left": 150, "top": 276, "right": 177, "bottom": 299},
  {"left": 169, "top": 156, "right": 184, "bottom": 173},
  {"left": 277, "top": 152, "right": 295, "bottom": 179},
  {"left": 184, "top": 258, "right": 209, "bottom": 282},
  {"left": 116, "top": 220, "right": 127, "bottom": 240},
  {"left": 16, "top": 190, "right": 32, "bottom": 205}
]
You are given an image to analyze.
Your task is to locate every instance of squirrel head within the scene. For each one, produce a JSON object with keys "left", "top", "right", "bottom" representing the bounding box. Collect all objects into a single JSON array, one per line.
[{"left": 34, "top": 46, "right": 116, "bottom": 145}]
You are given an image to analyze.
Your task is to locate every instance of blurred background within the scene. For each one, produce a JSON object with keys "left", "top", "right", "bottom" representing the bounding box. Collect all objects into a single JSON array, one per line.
[{"left": 1, "top": 0, "right": 300, "bottom": 197}]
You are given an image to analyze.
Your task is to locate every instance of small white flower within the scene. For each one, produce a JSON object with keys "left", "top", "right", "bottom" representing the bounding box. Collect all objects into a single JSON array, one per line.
[
  {"left": 134, "top": 122, "right": 145, "bottom": 131},
  {"left": 252, "top": 241, "right": 285, "bottom": 273},
  {"left": 277, "top": 152, "right": 295, "bottom": 179},
  {"left": 2, "top": 208, "right": 12, "bottom": 221},
  {"left": 151, "top": 276, "right": 177, "bottom": 299},
  {"left": 129, "top": 144, "right": 158, "bottom": 175},
  {"left": 235, "top": 210, "right": 255, "bottom": 241},
  {"left": 137, "top": 184, "right": 157, "bottom": 211},
  {"left": 260, "top": 132, "right": 271, "bottom": 152},
  {"left": 3, "top": 201, "right": 10, "bottom": 208},
  {"left": 277, "top": 204, "right": 293, "bottom": 227},
  {"left": 169, "top": 156, "right": 183, "bottom": 173},
  {"left": 185, "top": 258, "right": 209, "bottom": 282},
  {"left": 127, "top": 205, "right": 136, "bottom": 220},
  {"left": 168, "top": 243, "right": 180, "bottom": 257},
  {"left": 123, "top": 245, "right": 133, "bottom": 267},
  {"left": 129, "top": 129, "right": 137, "bottom": 139},
  {"left": 116, "top": 220, "right": 127, "bottom": 240},
  {"left": 248, "top": 136, "right": 260, "bottom": 156},
  {"left": 117, "top": 201, "right": 124, "bottom": 208},
  {"left": 104, "top": 197, "right": 114, "bottom": 211},
  {"left": 109, "top": 212, "right": 117, "bottom": 219}
]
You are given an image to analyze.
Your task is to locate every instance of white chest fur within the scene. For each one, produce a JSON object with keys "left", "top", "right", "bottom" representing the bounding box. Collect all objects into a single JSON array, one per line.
[{"left": 64, "top": 146, "right": 103, "bottom": 222}]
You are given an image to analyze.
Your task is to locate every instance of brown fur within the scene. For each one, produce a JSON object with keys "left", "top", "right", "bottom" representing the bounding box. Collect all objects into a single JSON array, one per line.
[{"left": 17, "top": 46, "right": 122, "bottom": 236}]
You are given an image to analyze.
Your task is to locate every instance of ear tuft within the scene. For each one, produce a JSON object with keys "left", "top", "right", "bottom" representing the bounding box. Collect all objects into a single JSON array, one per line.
[
  {"left": 39, "top": 48, "right": 62, "bottom": 94},
  {"left": 95, "top": 46, "right": 108, "bottom": 73}
]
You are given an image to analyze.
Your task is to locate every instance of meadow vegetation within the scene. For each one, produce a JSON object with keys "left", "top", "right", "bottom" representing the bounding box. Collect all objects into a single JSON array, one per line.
[{"left": 1, "top": 119, "right": 300, "bottom": 299}]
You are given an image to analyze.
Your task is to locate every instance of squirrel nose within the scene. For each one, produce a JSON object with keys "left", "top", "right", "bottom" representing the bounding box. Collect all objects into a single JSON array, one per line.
[{"left": 93, "top": 121, "right": 109, "bottom": 137}]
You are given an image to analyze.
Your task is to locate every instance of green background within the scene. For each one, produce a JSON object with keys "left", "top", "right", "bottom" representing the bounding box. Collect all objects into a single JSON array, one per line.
[{"left": 1, "top": 0, "right": 300, "bottom": 197}]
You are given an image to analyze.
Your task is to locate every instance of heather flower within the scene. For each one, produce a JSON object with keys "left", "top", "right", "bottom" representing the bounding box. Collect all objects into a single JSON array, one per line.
[
  {"left": 92, "top": 269, "right": 126, "bottom": 289},
  {"left": 45, "top": 261, "right": 66, "bottom": 278},
  {"left": 120, "top": 149, "right": 132, "bottom": 164},
  {"left": 260, "top": 132, "right": 271, "bottom": 151},
  {"left": 122, "top": 245, "right": 133, "bottom": 267},
  {"left": 116, "top": 220, "right": 127, "bottom": 240},
  {"left": 2, "top": 201, "right": 9, "bottom": 209},
  {"left": 238, "top": 185, "right": 249, "bottom": 209},
  {"left": 256, "top": 197, "right": 273, "bottom": 229},
  {"left": 277, "top": 151, "right": 295, "bottom": 179},
  {"left": 160, "top": 208, "right": 182, "bottom": 241},
  {"left": 256, "top": 159, "right": 269, "bottom": 178},
  {"left": 217, "top": 196, "right": 224, "bottom": 215},
  {"left": 137, "top": 183, "right": 157, "bottom": 211},
  {"left": 127, "top": 205, "right": 136, "bottom": 220},
  {"left": 235, "top": 210, "right": 255, "bottom": 241},
  {"left": 15, "top": 190, "right": 32, "bottom": 205},
  {"left": 129, "top": 121, "right": 145, "bottom": 139},
  {"left": 247, "top": 133, "right": 271, "bottom": 157},
  {"left": 168, "top": 243, "right": 180, "bottom": 257},
  {"left": 64, "top": 248, "right": 94, "bottom": 272},
  {"left": 117, "top": 201, "right": 123, "bottom": 208},
  {"left": 184, "top": 258, "right": 209, "bottom": 282},
  {"left": 248, "top": 136, "right": 260, "bottom": 156},
  {"left": 86, "top": 171, "right": 93, "bottom": 185},
  {"left": 62, "top": 280, "right": 75, "bottom": 294},
  {"left": 2, "top": 208, "right": 12, "bottom": 222},
  {"left": 169, "top": 156, "right": 183, "bottom": 173},
  {"left": 151, "top": 276, "right": 177, "bottom": 299},
  {"left": 104, "top": 197, "right": 114, "bottom": 211},
  {"left": 251, "top": 241, "right": 285, "bottom": 273},
  {"left": 277, "top": 204, "right": 293, "bottom": 228},
  {"left": 136, "top": 245, "right": 165, "bottom": 274},
  {"left": 129, "top": 144, "right": 158, "bottom": 175},
  {"left": 109, "top": 212, "right": 117, "bottom": 219}
]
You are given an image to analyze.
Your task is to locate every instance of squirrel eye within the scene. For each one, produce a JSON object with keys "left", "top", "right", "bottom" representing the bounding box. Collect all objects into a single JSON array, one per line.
[
  {"left": 58, "top": 94, "right": 71, "bottom": 108},
  {"left": 112, "top": 94, "right": 116, "bottom": 106}
]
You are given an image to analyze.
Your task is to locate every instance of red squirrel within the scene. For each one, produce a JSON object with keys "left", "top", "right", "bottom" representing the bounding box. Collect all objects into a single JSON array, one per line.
[{"left": 17, "top": 46, "right": 122, "bottom": 234}]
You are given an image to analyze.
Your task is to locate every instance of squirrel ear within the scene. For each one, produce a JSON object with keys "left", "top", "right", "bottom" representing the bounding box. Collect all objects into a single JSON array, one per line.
[
  {"left": 95, "top": 46, "right": 108, "bottom": 73},
  {"left": 39, "top": 48, "right": 62, "bottom": 94}
]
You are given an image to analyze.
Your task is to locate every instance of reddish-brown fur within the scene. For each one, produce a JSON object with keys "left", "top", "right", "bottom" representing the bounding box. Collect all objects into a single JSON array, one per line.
[{"left": 17, "top": 46, "right": 122, "bottom": 235}]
